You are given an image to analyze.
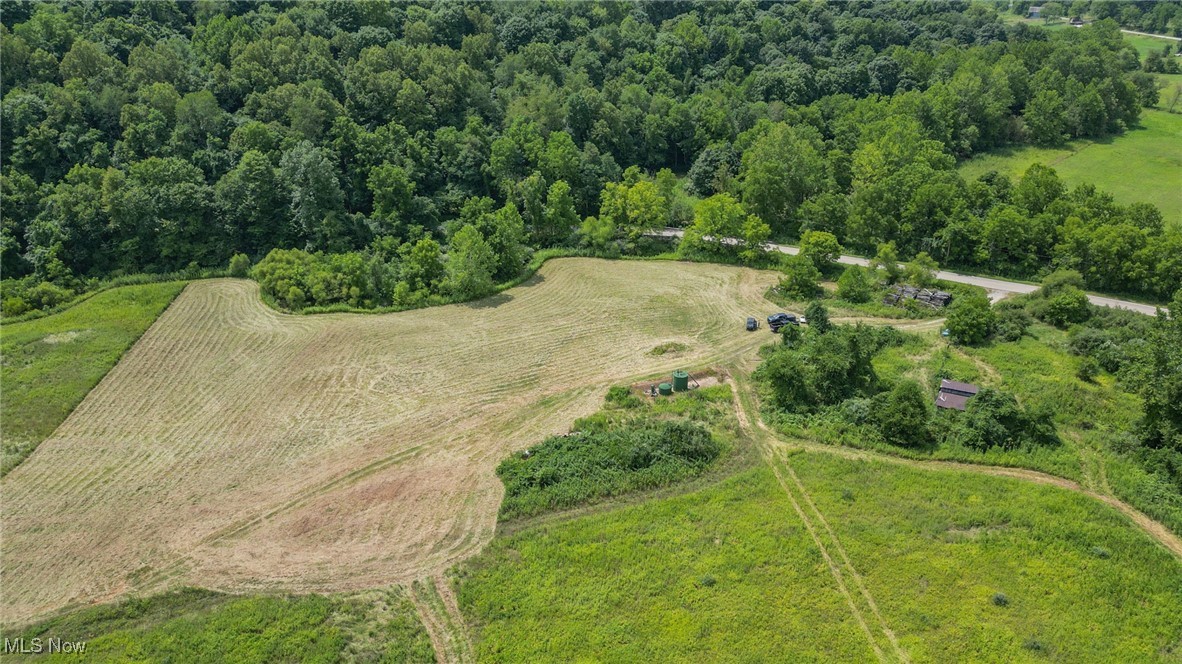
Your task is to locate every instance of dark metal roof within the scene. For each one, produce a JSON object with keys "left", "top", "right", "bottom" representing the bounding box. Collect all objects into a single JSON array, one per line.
[
  {"left": 939, "top": 379, "right": 979, "bottom": 396},
  {"left": 935, "top": 391, "right": 971, "bottom": 411}
]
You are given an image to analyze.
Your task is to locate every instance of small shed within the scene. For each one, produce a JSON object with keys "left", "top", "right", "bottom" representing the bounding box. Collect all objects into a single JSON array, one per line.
[
  {"left": 1027, "top": 6, "right": 1042, "bottom": 19},
  {"left": 1069, "top": 17, "right": 1085, "bottom": 27},
  {"left": 936, "top": 379, "right": 979, "bottom": 411}
]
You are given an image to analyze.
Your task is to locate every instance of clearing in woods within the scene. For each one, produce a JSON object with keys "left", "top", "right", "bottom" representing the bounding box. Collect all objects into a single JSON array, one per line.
[
  {"left": 956, "top": 108, "right": 1182, "bottom": 228},
  {"left": 0, "top": 258, "right": 779, "bottom": 624}
]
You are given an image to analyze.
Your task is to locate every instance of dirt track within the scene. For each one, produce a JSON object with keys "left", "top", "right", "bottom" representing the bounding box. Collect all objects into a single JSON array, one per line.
[
  {"left": 1, "top": 259, "right": 780, "bottom": 624},
  {"left": 728, "top": 376, "right": 1182, "bottom": 562}
]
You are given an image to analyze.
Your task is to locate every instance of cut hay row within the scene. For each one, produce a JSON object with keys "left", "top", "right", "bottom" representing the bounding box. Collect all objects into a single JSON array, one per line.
[{"left": 1, "top": 258, "right": 779, "bottom": 624}]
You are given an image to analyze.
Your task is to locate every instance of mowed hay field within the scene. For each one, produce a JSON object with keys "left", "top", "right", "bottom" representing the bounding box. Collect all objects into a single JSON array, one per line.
[
  {"left": 1, "top": 258, "right": 779, "bottom": 624},
  {"left": 957, "top": 109, "right": 1182, "bottom": 228}
]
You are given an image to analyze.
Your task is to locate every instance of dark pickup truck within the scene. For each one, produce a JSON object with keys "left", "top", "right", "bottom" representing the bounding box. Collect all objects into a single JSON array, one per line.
[{"left": 767, "top": 313, "right": 798, "bottom": 332}]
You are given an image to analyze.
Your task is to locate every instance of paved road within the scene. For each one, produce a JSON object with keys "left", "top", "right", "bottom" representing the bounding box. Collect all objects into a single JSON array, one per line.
[
  {"left": 653, "top": 228, "right": 1165, "bottom": 315},
  {"left": 1120, "top": 29, "right": 1181, "bottom": 42}
]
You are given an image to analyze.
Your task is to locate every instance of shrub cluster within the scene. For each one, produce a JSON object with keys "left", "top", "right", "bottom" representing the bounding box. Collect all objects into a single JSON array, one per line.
[{"left": 496, "top": 418, "right": 721, "bottom": 520}]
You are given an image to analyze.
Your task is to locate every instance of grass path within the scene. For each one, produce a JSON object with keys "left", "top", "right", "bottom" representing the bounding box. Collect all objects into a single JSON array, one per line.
[
  {"left": 730, "top": 377, "right": 908, "bottom": 663},
  {"left": 410, "top": 576, "right": 473, "bottom": 664},
  {"left": 728, "top": 372, "right": 1182, "bottom": 561}
]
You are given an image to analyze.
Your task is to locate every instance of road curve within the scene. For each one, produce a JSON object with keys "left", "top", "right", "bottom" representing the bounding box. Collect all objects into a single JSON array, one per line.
[{"left": 653, "top": 228, "right": 1166, "bottom": 316}]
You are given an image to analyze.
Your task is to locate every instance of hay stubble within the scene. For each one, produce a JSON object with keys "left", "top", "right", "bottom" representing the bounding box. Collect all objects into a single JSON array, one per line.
[{"left": 2, "top": 259, "right": 777, "bottom": 623}]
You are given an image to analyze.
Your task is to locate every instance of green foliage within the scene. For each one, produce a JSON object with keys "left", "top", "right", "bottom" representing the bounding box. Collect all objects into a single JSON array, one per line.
[
  {"left": 946, "top": 294, "right": 997, "bottom": 345},
  {"left": 252, "top": 248, "right": 377, "bottom": 310},
  {"left": 12, "top": 587, "right": 433, "bottom": 663},
  {"left": 873, "top": 379, "right": 932, "bottom": 447},
  {"left": 445, "top": 224, "right": 497, "bottom": 300},
  {"left": 1, "top": 3, "right": 1172, "bottom": 307},
  {"left": 1042, "top": 287, "right": 1091, "bottom": 328},
  {"left": 994, "top": 303, "right": 1033, "bottom": 342},
  {"left": 739, "top": 123, "right": 826, "bottom": 235},
  {"left": 869, "top": 242, "right": 902, "bottom": 284},
  {"left": 903, "top": 252, "right": 939, "bottom": 288},
  {"left": 539, "top": 180, "right": 578, "bottom": 247},
  {"left": 804, "top": 301, "right": 832, "bottom": 334},
  {"left": 1039, "top": 269, "right": 1086, "bottom": 297},
  {"left": 836, "top": 266, "right": 873, "bottom": 303},
  {"left": 1077, "top": 356, "right": 1101, "bottom": 383},
  {"left": 605, "top": 385, "right": 643, "bottom": 409},
  {"left": 1140, "top": 291, "right": 1182, "bottom": 456},
  {"left": 599, "top": 179, "right": 669, "bottom": 245},
  {"left": 779, "top": 322, "right": 802, "bottom": 348},
  {"left": 496, "top": 417, "right": 722, "bottom": 520},
  {"left": 680, "top": 193, "right": 770, "bottom": 265},
  {"left": 777, "top": 255, "right": 822, "bottom": 299},
  {"left": 227, "top": 252, "right": 250, "bottom": 278},
  {"left": 756, "top": 323, "right": 904, "bottom": 414},
  {"left": 939, "top": 388, "right": 1059, "bottom": 451},
  {"left": 799, "top": 230, "right": 842, "bottom": 274},
  {"left": 1, "top": 281, "right": 185, "bottom": 475}
]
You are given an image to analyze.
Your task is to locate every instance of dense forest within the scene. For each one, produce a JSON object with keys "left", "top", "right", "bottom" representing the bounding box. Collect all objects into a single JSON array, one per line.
[{"left": 1, "top": 1, "right": 1179, "bottom": 315}]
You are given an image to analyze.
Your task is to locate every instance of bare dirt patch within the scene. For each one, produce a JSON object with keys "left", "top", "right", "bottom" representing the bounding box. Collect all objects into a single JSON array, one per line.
[
  {"left": 1, "top": 258, "right": 779, "bottom": 624},
  {"left": 40, "top": 330, "right": 87, "bottom": 344}
]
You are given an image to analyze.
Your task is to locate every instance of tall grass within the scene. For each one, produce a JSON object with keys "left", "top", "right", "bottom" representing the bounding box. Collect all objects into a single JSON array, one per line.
[
  {"left": 3, "top": 587, "right": 433, "bottom": 664},
  {"left": 1, "top": 281, "right": 187, "bottom": 475}
]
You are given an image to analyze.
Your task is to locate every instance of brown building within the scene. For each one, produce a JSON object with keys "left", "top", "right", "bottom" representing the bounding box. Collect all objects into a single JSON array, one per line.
[{"left": 935, "top": 379, "right": 979, "bottom": 411}]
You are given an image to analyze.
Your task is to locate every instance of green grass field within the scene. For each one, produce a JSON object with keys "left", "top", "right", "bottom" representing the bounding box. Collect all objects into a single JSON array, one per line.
[
  {"left": 458, "top": 455, "right": 1182, "bottom": 662},
  {"left": 458, "top": 467, "right": 879, "bottom": 663},
  {"left": 1122, "top": 32, "right": 1179, "bottom": 59},
  {"left": 1158, "top": 73, "right": 1182, "bottom": 111},
  {"left": 0, "top": 281, "right": 186, "bottom": 475},
  {"left": 958, "top": 109, "right": 1182, "bottom": 228},
  {"left": 784, "top": 451, "right": 1182, "bottom": 662},
  {"left": 3, "top": 587, "right": 434, "bottom": 663}
]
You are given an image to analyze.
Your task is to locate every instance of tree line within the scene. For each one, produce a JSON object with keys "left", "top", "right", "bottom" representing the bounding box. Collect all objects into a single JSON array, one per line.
[{"left": 1, "top": 1, "right": 1177, "bottom": 315}]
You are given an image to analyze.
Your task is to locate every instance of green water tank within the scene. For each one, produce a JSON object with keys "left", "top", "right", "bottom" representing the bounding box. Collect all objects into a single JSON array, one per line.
[
  {"left": 658, "top": 382, "right": 673, "bottom": 396},
  {"left": 672, "top": 370, "right": 690, "bottom": 392}
]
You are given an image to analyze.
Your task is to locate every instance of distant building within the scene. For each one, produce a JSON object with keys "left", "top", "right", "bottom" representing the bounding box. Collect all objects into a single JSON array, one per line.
[
  {"left": 1027, "top": 6, "right": 1042, "bottom": 19},
  {"left": 935, "top": 379, "right": 979, "bottom": 411},
  {"left": 1069, "top": 16, "right": 1085, "bottom": 27}
]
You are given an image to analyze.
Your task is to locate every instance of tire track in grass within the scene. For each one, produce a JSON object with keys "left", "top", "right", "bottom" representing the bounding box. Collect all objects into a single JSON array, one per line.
[
  {"left": 410, "top": 576, "right": 473, "bottom": 664},
  {"left": 729, "top": 377, "right": 893, "bottom": 662},
  {"left": 775, "top": 447, "right": 909, "bottom": 663},
  {"left": 765, "top": 452, "right": 888, "bottom": 663},
  {"left": 732, "top": 372, "right": 1182, "bottom": 562}
]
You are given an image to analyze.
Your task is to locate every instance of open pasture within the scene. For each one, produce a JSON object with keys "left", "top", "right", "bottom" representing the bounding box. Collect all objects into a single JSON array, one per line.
[
  {"left": 457, "top": 451, "right": 1182, "bottom": 663},
  {"left": 0, "top": 258, "right": 777, "bottom": 624},
  {"left": 957, "top": 109, "right": 1182, "bottom": 228}
]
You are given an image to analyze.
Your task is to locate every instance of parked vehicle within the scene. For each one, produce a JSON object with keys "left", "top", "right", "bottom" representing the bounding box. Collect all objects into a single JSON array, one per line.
[
  {"left": 767, "top": 312, "right": 798, "bottom": 332},
  {"left": 746, "top": 317, "right": 759, "bottom": 331}
]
